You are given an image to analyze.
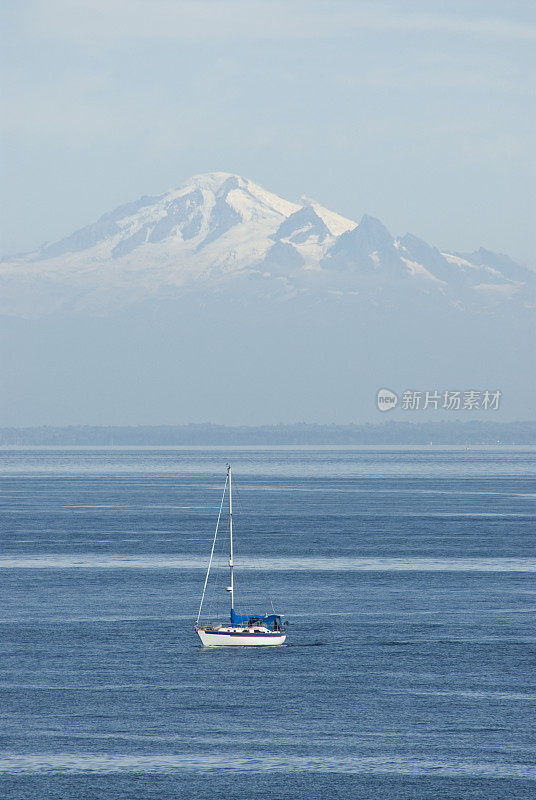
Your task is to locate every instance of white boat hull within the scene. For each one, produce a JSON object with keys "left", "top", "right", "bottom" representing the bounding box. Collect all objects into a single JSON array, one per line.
[{"left": 197, "top": 628, "right": 286, "bottom": 647}]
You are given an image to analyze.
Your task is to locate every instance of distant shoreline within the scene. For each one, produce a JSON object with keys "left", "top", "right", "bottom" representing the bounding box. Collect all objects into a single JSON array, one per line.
[{"left": 1, "top": 421, "right": 535, "bottom": 446}]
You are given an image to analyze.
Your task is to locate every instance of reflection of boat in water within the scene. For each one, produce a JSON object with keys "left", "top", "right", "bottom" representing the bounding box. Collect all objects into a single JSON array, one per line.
[{"left": 194, "top": 465, "right": 287, "bottom": 647}]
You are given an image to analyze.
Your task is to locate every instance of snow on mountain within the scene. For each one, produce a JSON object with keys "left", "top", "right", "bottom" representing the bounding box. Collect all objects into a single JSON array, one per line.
[
  {"left": 1, "top": 172, "right": 534, "bottom": 317},
  {"left": 273, "top": 206, "right": 331, "bottom": 246},
  {"left": 298, "top": 195, "right": 356, "bottom": 236}
]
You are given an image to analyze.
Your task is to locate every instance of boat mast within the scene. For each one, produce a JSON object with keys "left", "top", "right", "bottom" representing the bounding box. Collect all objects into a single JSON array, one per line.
[
  {"left": 228, "top": 465, "right": 234, "bottom": 615},
  {"left": 195, "top": 471, "right": 229, "bottom": 628}
]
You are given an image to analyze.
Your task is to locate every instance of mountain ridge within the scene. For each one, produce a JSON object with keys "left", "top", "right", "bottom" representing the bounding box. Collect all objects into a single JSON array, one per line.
[{"left": 1, "top": 171, "right": 534, "bottom": 318}]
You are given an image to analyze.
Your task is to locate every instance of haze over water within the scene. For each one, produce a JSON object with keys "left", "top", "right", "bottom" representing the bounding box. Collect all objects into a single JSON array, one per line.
[{"left": 1, "top": 447, "right": 535, "bottom": 799}]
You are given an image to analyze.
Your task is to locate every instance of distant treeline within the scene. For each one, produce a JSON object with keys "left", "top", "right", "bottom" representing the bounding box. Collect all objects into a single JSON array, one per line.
[{"left": 1, "top": 421, "right": 535, "bottom": 446}]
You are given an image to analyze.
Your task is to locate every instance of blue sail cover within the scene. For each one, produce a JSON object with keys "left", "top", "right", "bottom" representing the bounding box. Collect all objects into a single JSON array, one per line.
[
  {"left": 231, "top": 609, "right": 283, "bottom": 626},
  {"left": 230, "top": 610, "right": 253, "bottom": 625}
]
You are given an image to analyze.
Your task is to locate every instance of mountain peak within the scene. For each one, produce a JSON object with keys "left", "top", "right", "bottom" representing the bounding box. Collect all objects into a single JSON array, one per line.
[
  {"left": 299, "top": 195, "right": 356, "bottom": 236},
  {"left": 175, "top": 171, "right": 242, "bottom": 190},
  {"left": 357, "top": 214, "right": 392, "bottom": 240},
  {"left": 273, "top": 205, "right": 331, "bottom": 245},
  {"left": 336, "top": 213, "right": 393, "bottom": 253},
  {"left": 320, "top": 213, "right": 394, "bottom": 273},
  {"left": 459, "top": 246, "right": 535, "bottom": 284}
]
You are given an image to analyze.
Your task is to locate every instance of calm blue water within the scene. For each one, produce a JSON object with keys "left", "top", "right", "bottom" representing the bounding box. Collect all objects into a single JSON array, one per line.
[{"left": 1, "top": 447, "right": 535, "bottom": 799}]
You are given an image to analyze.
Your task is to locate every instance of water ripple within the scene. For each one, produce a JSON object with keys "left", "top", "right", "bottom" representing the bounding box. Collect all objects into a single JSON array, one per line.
[
  {"left": 1, "top": 555, "right": 536, "bottom": 572},
  {"left": 0, "top": 752, "right": 535, "bottom": 778}
]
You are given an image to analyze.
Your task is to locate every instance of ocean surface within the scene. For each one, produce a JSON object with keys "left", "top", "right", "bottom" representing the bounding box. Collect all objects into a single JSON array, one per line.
[{"left": 1, "top": 446, "right": 535, "bottom": 800}]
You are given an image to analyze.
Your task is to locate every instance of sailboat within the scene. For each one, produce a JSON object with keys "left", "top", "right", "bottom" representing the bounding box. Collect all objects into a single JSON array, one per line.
[{"left": 195, "top": 465, "right": 287, "bottom": 646}]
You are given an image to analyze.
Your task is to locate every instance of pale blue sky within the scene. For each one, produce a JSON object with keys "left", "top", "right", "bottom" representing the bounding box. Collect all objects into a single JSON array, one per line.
[{"left": 2, "top": 0, "right": 535, "bottom": 263}]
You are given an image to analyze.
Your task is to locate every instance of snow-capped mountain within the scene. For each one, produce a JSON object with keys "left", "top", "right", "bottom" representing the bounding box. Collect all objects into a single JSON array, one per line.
[{"left": 1, "top": 171, "right": 534, "bottom": 317}]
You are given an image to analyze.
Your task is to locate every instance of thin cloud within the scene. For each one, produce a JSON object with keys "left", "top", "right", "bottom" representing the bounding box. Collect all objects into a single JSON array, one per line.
[{"left": 22, "top": 0, "right": 536, "bottom": 45}]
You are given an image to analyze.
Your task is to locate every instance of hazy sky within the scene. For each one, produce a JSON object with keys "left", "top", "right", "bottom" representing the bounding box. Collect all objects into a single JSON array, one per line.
[{"left": 2, "top": 0, "right": 535, "bottom": 264}]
